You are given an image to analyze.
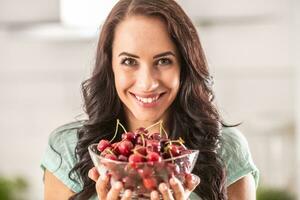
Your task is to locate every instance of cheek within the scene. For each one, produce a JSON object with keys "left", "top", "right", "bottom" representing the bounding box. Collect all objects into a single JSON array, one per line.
[
  {"left": 114, "top": 71, "right": 133, "bottom": 92},
  {"left": 164, "top": 71, "right": 180, "bottom": 90}
]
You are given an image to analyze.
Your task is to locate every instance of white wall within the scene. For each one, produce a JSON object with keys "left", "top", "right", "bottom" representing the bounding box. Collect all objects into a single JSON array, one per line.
[
  {"left": 0, "top": 30, "right": 97, "bottom": 199},
  {"left": 291, "top": 0, "right": 300, "bottom": 198},
  {"left": 0, "top": 0, "right": 59, "bottom": 23},
  {"left": 187, "top": 0, "right": 295, "bottom": 192}
]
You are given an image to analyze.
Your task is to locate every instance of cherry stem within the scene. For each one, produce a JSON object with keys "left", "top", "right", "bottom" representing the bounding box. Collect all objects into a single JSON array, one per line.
[
  {"left": 110, "top": 119, "right": 128, "bottom": 143},
  {"left": 105, "top": 149, "right": 116, "bottom": 156},
  {"left": 145, "top": 120, "right": 162, "bottom": 131},
  {"left": 168, "top": 149, "right": 175, "bottom": 163},
  {"left": 161, "top": 124, "right": 168, "bottom": 139},
  {"left": 159, "top": 121, "right": 162, "bottom": 136},
  {"left": 110, "top": 119, "right": 119, "bottom": 143},
  {"left": 179, "top": 137, "right": 187, "bottom": 149},
  {"left": 165, "top": 138, "right": 185, "bottom": 145},
  {"left": 138, "top": 132, "right": 146, "bottom": 147},
  {"left": 118, "top": 121, "right": 128, "bottom": 134},
  {"left": 145, "top": 120, "right": 169, "bottom": 139}
]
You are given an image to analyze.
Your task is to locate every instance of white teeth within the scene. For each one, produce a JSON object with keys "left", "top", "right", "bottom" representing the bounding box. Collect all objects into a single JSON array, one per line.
[{"left": 135, "top": 95, "right": 160, "bottom": 103}]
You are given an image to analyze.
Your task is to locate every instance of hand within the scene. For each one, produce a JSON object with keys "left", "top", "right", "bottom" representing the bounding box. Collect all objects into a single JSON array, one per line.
[
  {"left": 89, "top": 166, "right": 200, "bottom": 200},
  {"left": 88, "top": 167, "right": 132, "bottom": 200},
  {"left": 150, "top": 174, "right": 200, "bottom": 200}
]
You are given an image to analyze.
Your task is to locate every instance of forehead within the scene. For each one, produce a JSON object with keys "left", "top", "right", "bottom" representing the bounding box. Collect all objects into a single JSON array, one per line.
[{"left": 112, "top": 15, "right": 178, "bottom": 56}]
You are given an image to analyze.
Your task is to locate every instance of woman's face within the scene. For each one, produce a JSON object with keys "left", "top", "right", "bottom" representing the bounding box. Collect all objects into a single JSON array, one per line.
[{"left": 112, "top": 15, "right": 180, "bottom": 124}]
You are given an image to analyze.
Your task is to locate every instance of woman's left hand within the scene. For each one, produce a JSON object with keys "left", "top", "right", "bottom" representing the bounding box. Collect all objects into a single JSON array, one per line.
[{"left": 150, "top": 174, "right": 200, "bottom": 200}]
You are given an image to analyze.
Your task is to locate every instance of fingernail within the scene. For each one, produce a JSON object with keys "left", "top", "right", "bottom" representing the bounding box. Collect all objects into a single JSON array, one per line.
[
  {"left": 160, "top": 183, "right": 167, "bottom": 191},
  {"left": 125, "top": 190, "right": 131, "bottom": 197},
  {"left": 151, "top": 191, "right": 159, "bottom": 198},
  {"left": 192, "top": 175, "right": 200, "bottom": 185},
  {"left": 115, "top": 182, "right": 122, "bottom": 190},
  {"left": 170, "top": 178, "right": 176, "bottom": 186},
  {"left": 101, "top": 174, "right": 107, "bottom": 181}
]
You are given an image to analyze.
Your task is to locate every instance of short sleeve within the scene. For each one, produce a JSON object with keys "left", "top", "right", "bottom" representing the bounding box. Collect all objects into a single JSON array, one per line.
[
  {"left": 219, "top": 127, "right": 259, "bottom": 187},
  {"left": 189, "top": 192, "right": 202, "bottom": 200},
  {"left": 40, "top": 121, "right": 83, "bottom": 193}
]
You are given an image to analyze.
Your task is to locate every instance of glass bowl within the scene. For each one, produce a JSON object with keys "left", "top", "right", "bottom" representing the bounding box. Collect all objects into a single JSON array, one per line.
[{"left": 88, "top": 143, "right": 199, "bottom": 199}]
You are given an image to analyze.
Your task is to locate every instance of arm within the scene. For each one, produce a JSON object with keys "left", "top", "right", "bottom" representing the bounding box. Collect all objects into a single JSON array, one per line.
[
  {"left": 44, "top": 169, "right": 74, "bottom": 200},
  {"left": 227, "top": 174, "right": 256, "bottom": 200}
]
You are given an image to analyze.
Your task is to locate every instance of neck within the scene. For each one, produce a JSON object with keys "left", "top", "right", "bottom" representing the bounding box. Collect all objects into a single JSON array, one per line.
[{"left": 125, "top": 113, "right": 170, "bottom": 134}]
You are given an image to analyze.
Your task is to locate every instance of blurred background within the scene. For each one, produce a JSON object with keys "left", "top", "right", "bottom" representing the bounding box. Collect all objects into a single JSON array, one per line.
[{"left": 0, "top": 0, "right": 298, "bottom": 199}]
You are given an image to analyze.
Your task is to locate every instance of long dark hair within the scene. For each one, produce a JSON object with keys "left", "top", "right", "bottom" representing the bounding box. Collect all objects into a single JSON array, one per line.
[{"left": 69, "top": 0, "right": 227, "bottom": 199}]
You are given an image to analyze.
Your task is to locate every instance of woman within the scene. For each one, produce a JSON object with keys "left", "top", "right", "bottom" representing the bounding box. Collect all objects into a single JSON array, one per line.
[{"left": 41, "top": 0, "right": 259, "bottom": 199}]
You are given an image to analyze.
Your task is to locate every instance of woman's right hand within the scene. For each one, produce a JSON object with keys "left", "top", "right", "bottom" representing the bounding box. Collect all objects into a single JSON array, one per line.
[{"left": 88, "top": 167, "right": 132, "bottom": 200}]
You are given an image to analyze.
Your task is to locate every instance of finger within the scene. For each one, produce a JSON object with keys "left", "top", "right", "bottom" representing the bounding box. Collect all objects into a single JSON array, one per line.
[
  {"left": 88, "top": 167, "right": 99, "bottom": 182},
  {"left": 106, "top": 181, "right": 123, "bottom": 200},
  {"left": 185, "top": 174, "right": 200, "bottom": 192},
  {"left": 120, "top": 189, "right": 132, "bottom": 200},
  {"left": 169, "top": 177, "right": 184, "bottom": 200},
  {"left": 159, "top": 183, "right": 174, "bottom": 200},
  {"left": 96, "top": 173, "right": 110, "bottom": 200},
  {"left": 150, "top": 190, "right": 160, "bottom": 200}
]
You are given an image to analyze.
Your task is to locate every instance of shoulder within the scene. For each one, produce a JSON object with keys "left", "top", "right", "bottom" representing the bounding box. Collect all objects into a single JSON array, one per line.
[
  {"left": 218, "top": 126, "right": 259, "bottom": 187},
  {"left": 48, "top": 120, "right": 85, "bottom": 148},
  {"left": 50, "top": 120, "right": 85, "bottom": 137},
  {"left": 219, "top": 127, "right": 250, "bottom": 155},
  {"left": 41, "top": 120, "right": 85, "bottom": 193}
]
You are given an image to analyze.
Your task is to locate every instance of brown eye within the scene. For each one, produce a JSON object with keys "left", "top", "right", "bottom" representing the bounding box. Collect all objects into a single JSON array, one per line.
[
  {"left": 156, "top": 58, "right": 172, "bottom": 66},
  {"left": 121, "top": 57, "right": 138, "bottom": 66}
]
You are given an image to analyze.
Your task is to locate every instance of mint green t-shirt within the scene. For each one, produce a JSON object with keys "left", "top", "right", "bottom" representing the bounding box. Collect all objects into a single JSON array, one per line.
[{"left": 41, "top": 121, "right": 259, "bottom": 199}]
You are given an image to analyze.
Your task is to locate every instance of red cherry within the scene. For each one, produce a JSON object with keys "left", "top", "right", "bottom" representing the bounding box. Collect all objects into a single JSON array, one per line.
[
  {"left": 129, "top": 154, "right": 143, "bottom": 163},
  {"left": 178, "top": 145, "right": 187, "bottom": 152},
  {"left": 135, "top": 127, "right": 148, "bottom": 135},
  {"left": 149, "top": 132, "right": 162, "bottom": 140},
  {"left": 117, "top": 140, "right": 134, "bottom": 156},
  {"left": 146, "top": 140, "right": 161, "bottom": 153},
  {"left": 147, "top": 152, "right": 162, "bottom": 162},
  {"left": 111, "top": 142, "right": 118, "bottom": 148},
  {"left": 122, "top": 132, "right": 136, "bottom": 142},
  {"left": 180, "top": 149, "right": 192, "bottom": 155},
  {"left": 138, "top": 166, "right": 153, "bottom": 178},
  {"left": 134, "top": 145, "right": 147, "bottom": 156},
  {"left": 135, "top": 136, "right": 144, "bottom": 145},
  {"left": 162, "top": 152, "right": 171, "bottom": 159},
  {"left": 129, "top": 154, "right": 143, "bottom": 168},
  {"left": 166, "top": 163, "right": 180, "bottom": 177},
  {"left": 105, "top": 154, "right": 117, "bottom": 161},
  {"left": 118, "top": 155, "right": 128, "bottom": 162},
  {"left": 100, "top": 147, "right": 114, "bottom": 156},
  {"left": 143, "top": 177, "right": 157, "bottom": 190},
  {"left": 168, "top": 144, "right": 180, "bottom": 157},
  {"left": 97, "top": 139, "right": 111, "bottom": 152},
  {"left": 159, "top": 138, "right": 169, "bottom": 147}
]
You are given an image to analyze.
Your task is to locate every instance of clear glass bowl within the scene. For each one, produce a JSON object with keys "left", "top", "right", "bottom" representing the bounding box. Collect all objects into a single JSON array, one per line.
[{"left": 88, "top": 143, "right": 199, "bottom": 199}]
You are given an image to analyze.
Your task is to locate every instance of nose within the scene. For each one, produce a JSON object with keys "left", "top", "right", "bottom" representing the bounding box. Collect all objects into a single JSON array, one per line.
[{"left": 136, "top": 64, "right": 159, "bottom": 92}]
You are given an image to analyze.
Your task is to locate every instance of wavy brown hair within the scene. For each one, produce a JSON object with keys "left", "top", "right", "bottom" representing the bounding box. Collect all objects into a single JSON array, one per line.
[{"left": 69, "top": 0, "right": 227, "bottom": 199}]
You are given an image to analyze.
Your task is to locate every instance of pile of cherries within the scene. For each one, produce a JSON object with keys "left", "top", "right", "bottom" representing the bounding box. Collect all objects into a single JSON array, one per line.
[{"left": 95, "top": 120, "right": 193, "bottom": 192}]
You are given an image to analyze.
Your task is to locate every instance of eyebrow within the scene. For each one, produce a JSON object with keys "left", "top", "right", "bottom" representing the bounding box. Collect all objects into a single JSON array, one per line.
[{"left": 118, "top": 51, "right": 176, "bottom": 59}]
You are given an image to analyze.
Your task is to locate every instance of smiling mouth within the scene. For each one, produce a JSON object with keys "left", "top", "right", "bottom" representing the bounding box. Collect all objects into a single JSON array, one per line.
[{"left": 130, "top": 92, "right": 165, "bottom": 104}]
